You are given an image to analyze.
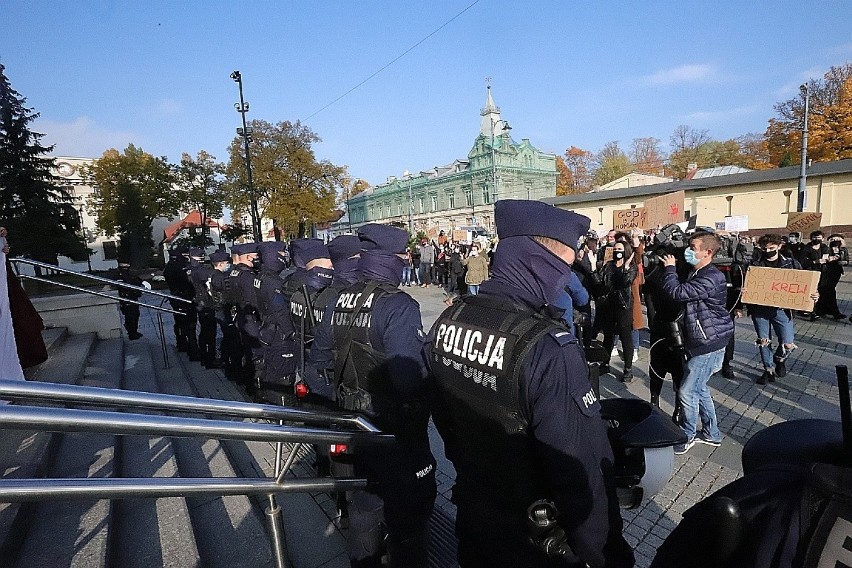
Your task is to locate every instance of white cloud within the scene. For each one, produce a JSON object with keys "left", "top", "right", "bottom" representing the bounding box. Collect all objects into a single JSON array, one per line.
[
  {"left": 680, "top": 105, "right": 761, "bottom": 123},
  {"left": 34, "top": 116, "right": 139, "bottom": 158},
  {"left": 644, "top": 64, "right": 718, "bottom": 86}
]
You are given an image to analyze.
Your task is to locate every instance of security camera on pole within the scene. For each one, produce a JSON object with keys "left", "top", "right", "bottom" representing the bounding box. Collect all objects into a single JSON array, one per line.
[{"left": 230, "top": 71, "right": 262, "bottom": 243}]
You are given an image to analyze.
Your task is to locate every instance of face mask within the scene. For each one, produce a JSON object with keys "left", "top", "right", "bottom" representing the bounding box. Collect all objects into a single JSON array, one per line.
[
  {"left": 613, "top": 251, "right": 625, "bottom": 261},
  {"left": 830, "top": 240, "right": 841, "bottom": 248},
  {"left": 251, "top": 257, "right": 261, "bottom": 270},
  {"left": 765, "top": 249, "right": 779, "bottom": 259},
  {"left": 788, "top": 237, "right": 798, "bottom": 244},
  {"left": 812, "top": 238, "right": 823, "bottom": 244},
  {"left": 218, "top": 263, "right": 231, "bottom": 273},
  {"left": 684, "top": 248, "right": 700, "bottom": 266}
]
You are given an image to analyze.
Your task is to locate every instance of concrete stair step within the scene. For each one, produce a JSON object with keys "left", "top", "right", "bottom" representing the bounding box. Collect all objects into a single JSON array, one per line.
[
  {"left": 110, "top": 339, "right": 201, "bottom": 568},
  {"left": 0, "top": 332, "right": 96, "bottom": 564},
  {"left": 152, "top": 343, "right": 275, "bottom": 567},
  {"left": 12, "top": 338, "right": 124, "bottom": 568}
]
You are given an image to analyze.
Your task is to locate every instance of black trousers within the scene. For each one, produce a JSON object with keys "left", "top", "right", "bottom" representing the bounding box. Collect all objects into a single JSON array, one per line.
[
  {"left": 119, "top": 302, "right": 140, "bottom": 335},
  {"left": 602, "top": 305, "right": 634, "bottom": 370},
  {"left": 197, "top": 308, "right": 218, "bottom": 364},
  {"left": 649, "top": 327, "right": 685, "bottom": 398}
]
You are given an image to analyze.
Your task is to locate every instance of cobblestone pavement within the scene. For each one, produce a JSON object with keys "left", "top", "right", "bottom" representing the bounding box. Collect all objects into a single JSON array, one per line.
[{"left": 405, "top": 271, "right": 852, "bottom": 567}]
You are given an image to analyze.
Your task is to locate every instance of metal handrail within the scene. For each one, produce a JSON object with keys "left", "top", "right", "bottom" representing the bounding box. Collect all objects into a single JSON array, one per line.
[
  {"left": 15, "top": 273, "right": 183, "bottom": 315},
  {"left": 0, "top": 405, "right": 392, "bottom": 446},
  {"left": 9, "top": 256, "right": 192, "bottom": 304},
  {"left": 0, "top": 380, "right": 382, "bottom": 432}
]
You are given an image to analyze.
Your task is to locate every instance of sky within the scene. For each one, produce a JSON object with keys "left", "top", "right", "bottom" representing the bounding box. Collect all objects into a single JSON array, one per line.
[{"left": 3, "top": 1, "right": 852, "bottom": 188}]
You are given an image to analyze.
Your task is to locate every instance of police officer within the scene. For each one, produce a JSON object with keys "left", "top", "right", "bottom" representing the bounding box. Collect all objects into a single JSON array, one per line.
[
  {"left": 223, "top": 242, "right": 262, "bottom": 387},
  {"left": 163, "top": 244, "right": 199, "bottom": 359},
  {"left": 187, "top": 248, "right": 221, "bottom": 368},
  {"left": 425, "top": 200, "right": 633, "bottom": 568},
  {"left": 327, "top": 224, "right": 436, "bottom": 568},
  {"left": 284, "top": 238, "right": 336, "bottom": 405},
  {"left": 114, "top": 254, "right": 144, "bottom": 340},
  {"left": 253, "top": 240, "right": 298, "bottom": 405},
  {"left": 211, "top": 249, "right": 244, "bottom": 378}
]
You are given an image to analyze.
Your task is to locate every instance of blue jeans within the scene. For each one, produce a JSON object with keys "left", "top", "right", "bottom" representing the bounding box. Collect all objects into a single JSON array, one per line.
[
  {"left": 402, "top": 266, "right": 412, "bottom": 285},
  {"left": 679, "top": 348, "right": 724, "bottom": 442},
  {"left": 751, "top": 310, "right": 795, "bottom": 370},
  {"left": 467, "top": 284, "right": 480, "bottom": 295}
]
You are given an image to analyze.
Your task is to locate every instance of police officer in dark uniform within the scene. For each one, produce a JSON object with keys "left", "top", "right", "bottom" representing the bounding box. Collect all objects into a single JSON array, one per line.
[
  {"left": 253, "top": 240, "right": 298, "bottom": 405},
  {"left": 210, "top": 251, "right": 242, "bottom": 379},
  {"left": 425, "top": 200, "right": 633, "bottom": 568},
  {"left": 187, "top": 248, "right": 221, "bottom": 368},
  {"left": 163, "top": 244, "right": 199, "bottom": 359},
  {"left": 113, "top": 254, "right": 144, "bottom": 340},
  {"left": 326, "top": 224, "right": 436, "bottom": 568},
  {"left": 284, "top": 238, "right": 336, "bottom": 405},
  {"left": 223, "top": 242, "right": 262, "bottom": 387}
]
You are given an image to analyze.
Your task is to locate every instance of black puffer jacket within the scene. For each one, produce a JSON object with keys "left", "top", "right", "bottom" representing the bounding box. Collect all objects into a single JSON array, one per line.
[{"left": 596, "top": 260, "right": 637, "bottom": 310}]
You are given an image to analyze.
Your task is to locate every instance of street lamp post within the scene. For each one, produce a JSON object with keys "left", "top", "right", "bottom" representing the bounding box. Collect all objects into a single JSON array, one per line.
[
  {"left": 797, "top": 83, "right": 810, "bottom": 213},
  {"left": 231, "top": 71, "right": 262, "bottom": 243}
]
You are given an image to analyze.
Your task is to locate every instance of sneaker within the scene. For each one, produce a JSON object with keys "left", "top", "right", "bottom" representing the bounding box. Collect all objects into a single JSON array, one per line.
[
  {"left": 620, "top": 369, "right": 633, "bottom": 383},
  {"left": 128, "top": 332, "right": 143, "bottom": 340},
  {"left": 809, "top": 314, "right": 820, "bottom": 322},
  {"left": 696, "top": 433, "right": 722, "bottom": 447},
  {"left": 632, "top": 349, "right": 639, "bottom": 363},
  {"left": 722, "top": 366, "right": 736, "bottom": 380},
  {"left": 674, "top": 439, "right": 695, "bottom": 455},
  {"left": 774, "top": 359, "right": 787, "bottom": 378},
  {"left": 611, "top": 347, "right": 620, "bottom": 359},
  {"left": 757, "top": 370, "right": 774, "bottom": 385}
]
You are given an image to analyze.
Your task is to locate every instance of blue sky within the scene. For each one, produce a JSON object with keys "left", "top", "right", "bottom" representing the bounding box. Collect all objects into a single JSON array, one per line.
[{"left": 3, "top": 1, "right": 851, "bottom": 187}]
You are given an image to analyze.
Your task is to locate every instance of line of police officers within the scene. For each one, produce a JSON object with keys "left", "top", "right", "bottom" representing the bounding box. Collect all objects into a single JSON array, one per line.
[{"left": 164, "top": 200, "right": 633, "bottom": 568}]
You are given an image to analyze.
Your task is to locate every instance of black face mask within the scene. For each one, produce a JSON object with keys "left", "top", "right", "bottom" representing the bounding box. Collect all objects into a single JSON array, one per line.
[
  {"left": 829, "top": 240, "right": 841, "bottom": 248},
  {"left": 765, "top": 249, "right": 779, "bottom": 259},
  {"left": 251, "top": 257, "right": 262, "bottom": 270},
  {"left": 812, "top": 239, "right": 823, "bottom": 244},
  {"left": 613, "top": 251, "right": 625, "bottom": 261}
]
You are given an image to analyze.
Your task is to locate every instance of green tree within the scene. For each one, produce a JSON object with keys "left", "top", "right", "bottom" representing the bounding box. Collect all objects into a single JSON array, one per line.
[
  {"left": 224, "top": 120, "right": 347, "bottom": 239},
  {"left": 668, "top": 125, "right": 712, "bottom": 178},
  {"left": 593, "top": 141, "right": 631, "bottom": 186},
  {"left": 175, "top": 150, "right": 226, "bottom": 238},
  {"left": 82, "top": 145, "right": 180, "bottom": 267},
  {"left": 0, "top": 63, "right": 87, "bottom": 265}
]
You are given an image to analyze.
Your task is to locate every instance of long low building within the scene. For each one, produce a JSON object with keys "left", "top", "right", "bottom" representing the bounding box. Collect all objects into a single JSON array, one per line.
[{"left": 543, "top": 159, "right": 852, "bottom": 237}]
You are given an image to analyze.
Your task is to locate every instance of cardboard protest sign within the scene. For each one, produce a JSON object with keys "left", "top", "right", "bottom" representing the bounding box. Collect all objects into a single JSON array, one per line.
[
  {"left": 602, "top": 247, "right": 614, "bottom": 263},
  {"left": 451, "top": 230, "right": 468, "bottom": 243},
  {"left": 741, "top": 266, "right": 819, "bottom": 312},
  {"left": 786, "top": 212, "right": 822, "bottom": 234},
  {"left": 426, "top": 227, "right": 439, "bottom": 240},
  {"left": 613, "top": 208, "right": 647, "bottom": 232},
  {"left": 724, "top": 215, "right": 749, "bottom": 232},
  {"left": 643, "top": 191, "right": 685, "bottom": 229}
]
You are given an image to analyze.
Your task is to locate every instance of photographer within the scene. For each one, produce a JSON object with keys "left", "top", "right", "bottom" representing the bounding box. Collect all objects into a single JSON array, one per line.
[
  {"left": 597, "top": 240, "right": 637, "bottom": 382},
  {"left": 660, "top": 231, "right": 733, "bottom": 454}
]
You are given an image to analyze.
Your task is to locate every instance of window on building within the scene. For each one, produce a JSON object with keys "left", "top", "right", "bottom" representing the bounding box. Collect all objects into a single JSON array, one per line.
[
  {"left": 464, "top": 188, "right": 473, "bottom": 207},
  {"left": 418, "top": 196, "right": 424, "bottom": 213},
  {"left": 369, "top": 205, "right": 375, "bottom": 219},
  {"left": 447, "top": 190, "right": 456, "bottom": 209},
  {"left": 525, "top": 182, "right": 533, "bottom": 200},
  {"left": 386, "top": 203, "right": 391, "bottom": 218},
  {"left": 482, "top": 186, "right": 490, "bottom": 204},
  {"left": 430, "top": 194, "right": 438, "bottom": 212}
]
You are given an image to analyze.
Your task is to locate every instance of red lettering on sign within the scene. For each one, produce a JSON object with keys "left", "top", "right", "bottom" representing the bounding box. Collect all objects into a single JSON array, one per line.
[
  {"left": 771, "top": 282, "right": 781, "bottom": 291},
  {"left": 670, "top": 204, "right": 679, "bottom": 215}
]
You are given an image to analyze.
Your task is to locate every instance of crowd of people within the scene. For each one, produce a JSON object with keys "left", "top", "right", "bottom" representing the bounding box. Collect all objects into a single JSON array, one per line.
[{"left": 105, "top": 211, "right": 846, "bottom": 568}]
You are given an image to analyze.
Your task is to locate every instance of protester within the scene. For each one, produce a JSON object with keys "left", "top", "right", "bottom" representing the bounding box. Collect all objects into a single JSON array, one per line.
[
  {"left": 596, "top": 240, "right": 638, "bottom": 382},
  {"left": 660, "top": 231, "right": 733, "bottom": 454},
  {"left": 812, "top": 233, "right": 846, "bottom": 319},
  {"left": 461, "top": 243, "right": 489, "bottom": 296},
  {"left": 417, "top": 238, "right": 433, "bottom": 287}
]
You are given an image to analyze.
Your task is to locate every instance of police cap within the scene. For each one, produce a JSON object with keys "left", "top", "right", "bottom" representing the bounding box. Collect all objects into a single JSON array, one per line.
[
  {"left": 327, "top": 235, "right": 363, "bottom": 264},
  {"left": 239, "top": 242, "right": 259, "bottom": 255},
  {"left": 290, "top": 238, "right": 329, "bottom": 268},
  {"left": 358, "top": 223, "right": 407, "bottom": 254},
  {"left": 209, "top": 251, "right": 230, "bottom": 263},
  {"left": 495, "top": 200, "right": 590, "bottom": 250},
  {"left": 258, "top": 240, "right": 286, "bottom": 258}
]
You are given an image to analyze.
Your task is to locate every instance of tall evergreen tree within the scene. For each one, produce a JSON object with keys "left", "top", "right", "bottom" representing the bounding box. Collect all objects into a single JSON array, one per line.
[{"left": 0, "top": 63, "right": 87, "bottom": 264}]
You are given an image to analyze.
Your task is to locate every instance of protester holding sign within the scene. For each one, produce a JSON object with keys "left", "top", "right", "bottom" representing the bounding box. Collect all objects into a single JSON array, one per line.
[{"left": 744, "top": 234, "right": 818, "bottom": 385}]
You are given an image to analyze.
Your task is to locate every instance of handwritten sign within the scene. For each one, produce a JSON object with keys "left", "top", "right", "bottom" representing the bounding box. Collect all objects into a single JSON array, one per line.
[
  {"left": 602, "top": 247, "right": 614, "bottom": 263},
  {"left": 451, "top": 230, "right": 468, "bottom": 243},
  {"left": 724, "top": 215, "right": 749, "bottom": 232},
  {"left": 786, "top": 212, "right": 822, "bottom": 234},
  {"left": 741, "top": 266, "right": 819, "bottom": 311},
  {"left": 613, "top": 208, "right": 648, "bottom": 232},
  {"left": 426, "top": 227, "right": 439, "bottom": 240},
  {"left": 643, "top": 191, "right": 685, "bottom": 229}
]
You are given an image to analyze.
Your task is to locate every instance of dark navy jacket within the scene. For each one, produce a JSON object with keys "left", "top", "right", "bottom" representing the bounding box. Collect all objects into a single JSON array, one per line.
[
  {"left": 661, "top": 263, "right": 733, "bottom": 356},
  {"left": 426, "top": 279, "right": 632, "bottom": 568}
]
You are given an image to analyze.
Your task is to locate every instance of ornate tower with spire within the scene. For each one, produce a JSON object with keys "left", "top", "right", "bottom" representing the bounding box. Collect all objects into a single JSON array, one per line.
[{"left": 480, "top": 84, "right": 504, "bottom": 138}]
